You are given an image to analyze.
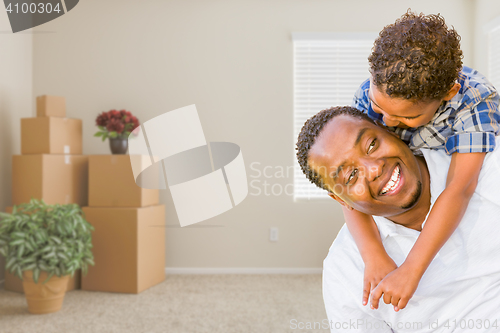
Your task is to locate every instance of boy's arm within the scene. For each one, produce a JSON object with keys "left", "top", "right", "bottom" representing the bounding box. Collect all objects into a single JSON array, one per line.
[
  {"left": 370, "top": 152, "right": 486, "bottom": 311},
  {"left": 342, "top": 207, "right": 397, "bottom": 306}
]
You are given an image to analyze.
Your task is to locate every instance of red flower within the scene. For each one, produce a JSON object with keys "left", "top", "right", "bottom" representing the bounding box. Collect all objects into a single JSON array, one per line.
[
  {"left": 120, "top": 110, "right": 132, "bottom": 118},
  {"left": 106, "top": 118, "right": 125, "bottom": 133},
  {"left": 110, "top": 110, "right": 121, "bottom": 119},
  {"left": 95, "top": 112, "right": 109, "bottom": 126},
  {"left": 131, "top": 116, "right": 139, "bottom": 130},
  {"left": 95, "top": 109, "right": 140, "bottom": 137}
]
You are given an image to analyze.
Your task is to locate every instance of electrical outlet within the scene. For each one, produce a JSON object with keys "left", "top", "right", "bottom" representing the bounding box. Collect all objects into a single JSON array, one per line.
[{"left": 270, "top": 227, "right": 279, "bottom": 242}]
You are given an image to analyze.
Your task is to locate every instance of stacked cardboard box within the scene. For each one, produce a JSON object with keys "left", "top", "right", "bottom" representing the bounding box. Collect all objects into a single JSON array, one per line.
[
  {"left": 82, "top": 155, "right": 165, "bottom": 294},
  {"left": 5, "top": 95, "right": 87, "bottom": 293}
]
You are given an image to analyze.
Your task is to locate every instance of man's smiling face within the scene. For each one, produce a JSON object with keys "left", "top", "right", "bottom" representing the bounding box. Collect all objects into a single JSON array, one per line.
[{"left": 307, "top": 115, "right": 423, "bottom": 217}]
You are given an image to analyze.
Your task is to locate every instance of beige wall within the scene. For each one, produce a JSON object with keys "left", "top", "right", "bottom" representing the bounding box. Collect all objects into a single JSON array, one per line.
[
  {"left": 30, "top": 0, "right": 474, "bottom": 270},
  {"left": 0, "top": 11, "right": 33, "bottom": 282},
  {"left": 474, "top": 0, "right": 500, "bottom": 75}
]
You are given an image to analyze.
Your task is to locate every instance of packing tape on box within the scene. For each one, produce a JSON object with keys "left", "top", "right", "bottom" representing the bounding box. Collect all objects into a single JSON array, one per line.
[{"left": 127, "top": 105, "right": 248, "bottom": 227}]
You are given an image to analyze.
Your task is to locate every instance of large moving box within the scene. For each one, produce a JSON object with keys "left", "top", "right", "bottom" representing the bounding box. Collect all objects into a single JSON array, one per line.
[
  {"left": 81, "top": 205, "right": 165, "bottom": 293},
  {"left": 21, "top": 117, "right": 82, "bottom": 154},
  {"left": 88, "top": 155, "right": 159, "bottom": 207},
  {"left": 12, "top": 155, "right": 89, "bottom": 206},
  {"left": 36, "top": 95, "right": 66, "bottom": 117}
]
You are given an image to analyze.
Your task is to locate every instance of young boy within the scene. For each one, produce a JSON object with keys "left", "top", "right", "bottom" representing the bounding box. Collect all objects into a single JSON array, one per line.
[{"left": 348, "top": 11, "right": 500, "bottom": 311}]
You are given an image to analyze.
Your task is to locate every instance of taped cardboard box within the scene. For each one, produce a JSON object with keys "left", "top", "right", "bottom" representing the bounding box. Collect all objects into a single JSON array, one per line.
[
  {"left": 12, "top": 155, "right": 88, "bottom": 206},
  {"left": 36, "top": 95, "right": 66, "bottom": 117},
  {"left": 21, "top": 117, "right": 82, "bottom": 155},
  {"left": 81, "top": 205, "right": 165, "bottom": 294},
  {"left": 3, "top": 207, "right": 81, "bottom": 293},
  {"left": 89, "top": 155, "right": 159, "bottom": 207}
]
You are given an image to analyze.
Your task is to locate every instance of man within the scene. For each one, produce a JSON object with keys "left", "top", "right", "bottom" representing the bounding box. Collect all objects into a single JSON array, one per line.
[{"left": 296, "top": 106, "right": 500, "bottom": 332}]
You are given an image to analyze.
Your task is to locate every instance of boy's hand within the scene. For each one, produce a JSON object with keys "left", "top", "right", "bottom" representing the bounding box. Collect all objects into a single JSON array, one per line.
[
  {"left": 370, "top": 263, "right": 421, "bottom": 311},
  {"left": 362, "top": 254, "right": 397, "bottom": 306}
]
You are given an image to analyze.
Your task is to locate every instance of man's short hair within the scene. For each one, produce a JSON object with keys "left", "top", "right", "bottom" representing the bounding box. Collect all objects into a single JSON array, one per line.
[
  {"left": 296, "top": 106, "right": 373, "bottom": 192},
  {"left": 369, "top": 10, "right": 463, "bottom": 101}
]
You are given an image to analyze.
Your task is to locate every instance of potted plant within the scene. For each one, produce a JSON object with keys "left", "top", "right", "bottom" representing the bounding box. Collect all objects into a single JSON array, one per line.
[
  {"left": 94, "top": 109, "right": 140, "bottom": 154},
  {"left": 0, "top": 199, "right": 94, "bottom": 314}
]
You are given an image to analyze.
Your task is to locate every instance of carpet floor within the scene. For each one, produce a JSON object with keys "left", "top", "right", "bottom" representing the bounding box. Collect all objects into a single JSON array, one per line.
[{"left": 0, "top": 275, "right": 329, "bottom": 333}]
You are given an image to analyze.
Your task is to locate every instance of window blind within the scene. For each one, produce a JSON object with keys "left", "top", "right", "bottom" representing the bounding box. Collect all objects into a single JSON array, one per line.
[{"left": 293, "top": 33, "right": 376, "bottom": 200}]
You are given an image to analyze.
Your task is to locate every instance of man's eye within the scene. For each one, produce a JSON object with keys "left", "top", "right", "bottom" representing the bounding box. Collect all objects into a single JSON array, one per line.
[
  {"left": 367, "top": 139, "right": 377, "bottom": 153},
  {"left": 346, "top": 169, "right": 357, "bottom": 185}
]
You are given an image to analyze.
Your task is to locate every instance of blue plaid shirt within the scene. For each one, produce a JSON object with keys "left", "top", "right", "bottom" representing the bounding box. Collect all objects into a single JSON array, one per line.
[{"left": 352, "top": 66, "right": 500, "bottom": 155}]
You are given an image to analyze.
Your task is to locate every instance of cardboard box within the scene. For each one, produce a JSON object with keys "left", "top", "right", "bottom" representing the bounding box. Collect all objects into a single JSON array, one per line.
[
  {"left": 4, "top": 269, "right": 81, "bottom": 293},
  {"left": 12, "top": 155, "right": 88, "bottom": 206},
  {"left": 89, "top": 155, "right": 159, "bottom": 207},
  {"left": 81, "top": 205, "right": 165, "bottom": 294},
  {"left": 36, "top": 95, "right": 66, "bottom": 117},
  {"left": 21, "top": 117, "right": 82, "bottom": 155}
]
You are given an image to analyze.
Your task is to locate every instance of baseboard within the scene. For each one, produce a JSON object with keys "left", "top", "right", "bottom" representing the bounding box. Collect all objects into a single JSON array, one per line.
[{"left": 165, "top": 267, "right": 322, "bottom": 274}]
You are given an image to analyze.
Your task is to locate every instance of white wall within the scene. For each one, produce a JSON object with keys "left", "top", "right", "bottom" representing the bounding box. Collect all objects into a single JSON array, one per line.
[
  {"left": 0, "top": 11, "right": 33, "bottom": 282},
  {"left": 31, "top": 0, "right": 474, "bottom": 270}
]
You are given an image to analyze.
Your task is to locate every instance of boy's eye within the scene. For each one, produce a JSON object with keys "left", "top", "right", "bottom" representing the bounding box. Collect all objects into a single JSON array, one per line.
[
  {"left": 367, "top": 139, "right": 377, "bottom": 153},
  {"left": 346, "top": 169, "right": 358, "bottom": 185}
]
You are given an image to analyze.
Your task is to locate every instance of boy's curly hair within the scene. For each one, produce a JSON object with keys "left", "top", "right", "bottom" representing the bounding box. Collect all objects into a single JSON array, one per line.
[
  {"left": 296, "top": 106, "right": 374, "bottom": 192},
  {"left": 369, "top": 10, "right": 463, "bottom": 101}
]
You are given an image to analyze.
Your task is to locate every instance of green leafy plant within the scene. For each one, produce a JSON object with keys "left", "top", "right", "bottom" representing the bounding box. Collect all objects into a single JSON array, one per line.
[{"left": 0, "top": 199, "right": 95, "bottom": 284}]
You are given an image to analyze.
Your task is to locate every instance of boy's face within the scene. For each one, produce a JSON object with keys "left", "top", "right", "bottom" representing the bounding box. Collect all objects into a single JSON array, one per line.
[{"left": 368, "top": 80, "right": 444, "bottom": 128}]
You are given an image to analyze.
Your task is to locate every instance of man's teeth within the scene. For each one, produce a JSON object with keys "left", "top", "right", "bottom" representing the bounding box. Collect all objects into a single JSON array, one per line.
[{"left": 381, "top": 166, "right": 400, "bottom": 195}]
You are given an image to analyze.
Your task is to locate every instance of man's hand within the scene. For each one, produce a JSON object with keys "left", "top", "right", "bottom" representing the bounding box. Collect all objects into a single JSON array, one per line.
[
  {"left": 362, "top": 254, "right": 397, "bottom": 306},
  {"left": 370, "top": 263, "right": 421, "bottom": 311}
]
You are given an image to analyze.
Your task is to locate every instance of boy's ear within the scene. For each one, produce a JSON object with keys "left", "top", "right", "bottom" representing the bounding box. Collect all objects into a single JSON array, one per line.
[
  {"left": 443, "top": 83, "right": 461, "bottom": 101},
  {"left": 328, "top": 192, "right": 354, "bottom": 210}
]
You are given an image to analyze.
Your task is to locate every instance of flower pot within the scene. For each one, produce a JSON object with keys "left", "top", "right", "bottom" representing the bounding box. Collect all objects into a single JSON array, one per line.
[
  {"left": 109, "top": 137, "right": 128, "bottom": 154},
  {"left": 22, "top": 270, "right": 70, "bottom": 314}
]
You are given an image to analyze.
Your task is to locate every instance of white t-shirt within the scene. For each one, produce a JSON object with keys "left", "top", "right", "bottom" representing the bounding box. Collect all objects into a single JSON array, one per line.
[{"left": 323, "top": 140, "right": 500, "bottom": 333}]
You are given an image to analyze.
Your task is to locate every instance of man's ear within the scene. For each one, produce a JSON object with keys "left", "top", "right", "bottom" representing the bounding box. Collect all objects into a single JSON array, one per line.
[
  {"left": 328, "top": 192, "right": 353, "bottom": 210},
  {"left": 443, "top": 83, "right": 461, "bottom": 101}
]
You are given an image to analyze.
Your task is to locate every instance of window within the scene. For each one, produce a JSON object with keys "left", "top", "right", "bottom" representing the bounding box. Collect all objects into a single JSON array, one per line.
[
  {"left": 293, "top": 32, "right": 376, "bottom": 200},
  {"left": 485, "top": 17, "right": 500, "bottom": 89}
]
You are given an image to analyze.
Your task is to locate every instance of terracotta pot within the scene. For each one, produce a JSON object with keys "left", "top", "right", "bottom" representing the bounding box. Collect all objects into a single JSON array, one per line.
[
  {"left": 109, "top": 137, "right": 128, "bottom": 154},
  {"left": 22, "top": 271, "right": 70, "bottom": 314}
]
